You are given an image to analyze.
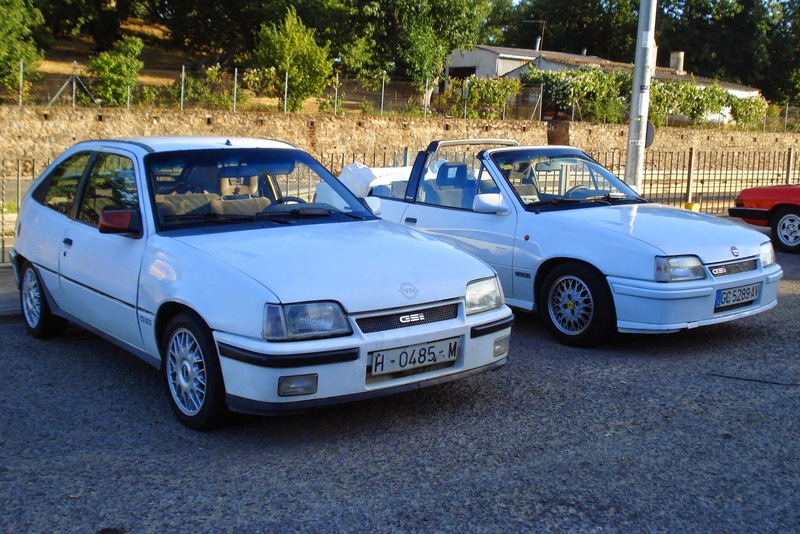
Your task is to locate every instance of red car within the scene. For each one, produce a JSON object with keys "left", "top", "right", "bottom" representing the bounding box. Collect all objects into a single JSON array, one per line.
[{"left": 729, "top": 185, "right": 800, "bottom": 252}]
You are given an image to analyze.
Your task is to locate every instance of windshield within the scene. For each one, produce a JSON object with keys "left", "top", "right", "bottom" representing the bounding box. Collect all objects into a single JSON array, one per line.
[
  {"left": 146, "top": 148, "right": 375, "bottom": 230},
  {"left": 489, "top": 149, "right": 643, "bottom": 209}
]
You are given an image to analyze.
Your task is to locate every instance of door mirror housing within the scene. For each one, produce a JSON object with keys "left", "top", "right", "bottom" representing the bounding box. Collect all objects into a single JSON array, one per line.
[
  {"left": 473, "top": 193, "right": 510, "bottom": 215},
  {"left": 98, "top": 210, "right": 143, "bottom": 238}
]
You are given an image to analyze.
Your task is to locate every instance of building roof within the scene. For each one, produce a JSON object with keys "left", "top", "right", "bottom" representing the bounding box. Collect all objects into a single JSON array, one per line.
[{"left": 471, "top": 45, "right": 758, "bottom": 93}]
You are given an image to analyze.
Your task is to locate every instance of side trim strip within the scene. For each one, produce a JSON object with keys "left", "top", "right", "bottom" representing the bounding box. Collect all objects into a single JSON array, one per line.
[
  {"left": 218, "top": 342, "right": 359, "bottom": 368},
  {"left": 470, "top": 314, "right": 514, "bottom": 338}
]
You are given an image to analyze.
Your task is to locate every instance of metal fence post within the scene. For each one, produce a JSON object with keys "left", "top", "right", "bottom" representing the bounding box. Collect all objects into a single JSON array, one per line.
[
  {"left": 786, "top": 147, "right": 794, "bottom": 185},
  {"left": 233, "top": 67, "right": 238, "bottom": 113},
  {"left": 685, "top": 147, "right": 695, "bottom": 203},
  {"left": 284, "top": 70, "right": 288, "bottom": 114},
  {"left": 180, "top": 66, "right": 185, "bottom": 111},
  {"left": 18, "top": 60, "right": 23, "bottom": 108}
]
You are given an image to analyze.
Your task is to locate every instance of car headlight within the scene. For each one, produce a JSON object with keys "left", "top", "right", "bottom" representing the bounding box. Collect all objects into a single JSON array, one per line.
[
  {"left": 264, "top": 301, "right": 352, "bottom": 341},
  {"left": 466, "top": 276, "right": 504, "bottom": 315},
  {"left": 760, "top": 242, "right": 776, "bottom": 267},
  {"left": 655, "top": 256, "right": 705, "bottom": 282}
]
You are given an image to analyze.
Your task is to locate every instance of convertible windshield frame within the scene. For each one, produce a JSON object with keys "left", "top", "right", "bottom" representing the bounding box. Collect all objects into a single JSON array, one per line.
[
  {"left": 485, "top": 147, "right": 646, "bottom": 211},
  {"left": 145, "top": 147, "right": 375, "bottom": 231}
]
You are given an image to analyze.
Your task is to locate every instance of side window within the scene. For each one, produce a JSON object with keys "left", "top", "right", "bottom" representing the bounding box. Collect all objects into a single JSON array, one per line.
[
  {"left": 37, "top": 152, "right": 92, "bottom": 215},
  {"left": 77, "top": 153, "right": 138, "bottom": 226}
]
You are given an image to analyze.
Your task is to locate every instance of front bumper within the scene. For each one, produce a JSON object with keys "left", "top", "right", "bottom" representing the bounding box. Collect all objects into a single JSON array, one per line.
[
  {"left": 608, "top": 265, "right": 783, "bottom": 333},
  {"left": 213, "top": 306, "right": 514, "bottom": 414},
  {"left": 728, "top": 206, "right": 770, "bottom": 222}
]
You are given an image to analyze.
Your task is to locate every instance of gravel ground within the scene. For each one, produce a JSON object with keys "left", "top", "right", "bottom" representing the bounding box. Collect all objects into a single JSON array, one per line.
[{"left": 1, "top": 252, "right": 798, "bottom": 533}]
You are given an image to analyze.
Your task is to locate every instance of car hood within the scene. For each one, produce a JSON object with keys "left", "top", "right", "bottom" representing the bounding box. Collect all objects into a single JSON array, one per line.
[
  {"left": 172, "top": 220, "right": 493, "bottom": 312},
  {"left": 543, "top": 203, "right": 769, "bottom": 263},
  {"left": 739, "top": 184, "right": 800, "bottom": 200}
]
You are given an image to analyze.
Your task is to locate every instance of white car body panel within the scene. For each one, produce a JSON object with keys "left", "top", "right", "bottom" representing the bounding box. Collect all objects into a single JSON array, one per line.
[
  {"left": 12, "top": 137, "right": 513, "bottom": 419},
  {"left": 343, "top": 143, "right": 783, "bottom": 338}
]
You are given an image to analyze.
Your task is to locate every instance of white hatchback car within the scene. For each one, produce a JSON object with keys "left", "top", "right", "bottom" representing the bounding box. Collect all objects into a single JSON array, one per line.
[
  {"left": 11, "top": 137, "right": 513, "bottom": 429},
  {"left": 356, "top": 139, "right": 783, "bottom": 347}
]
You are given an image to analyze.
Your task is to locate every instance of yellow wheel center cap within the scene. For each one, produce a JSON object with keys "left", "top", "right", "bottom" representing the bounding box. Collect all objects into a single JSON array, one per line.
[{"left": 567, "top": 301, "right": 575, "bottom": 310}]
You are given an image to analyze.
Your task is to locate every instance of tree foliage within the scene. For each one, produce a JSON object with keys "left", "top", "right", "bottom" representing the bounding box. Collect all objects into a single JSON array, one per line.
[
  {"left": 22, "top": 0, "right": 800, "bottom": 108},
  {"left": 250, "top": 7, "right": 331, "bottom": 112},
  {"left": 435, "top": 76, "right": 520, "bottom": 118},
  {"left": 0, "top": 0, "right": 45, "bottom": 97},
  {"left": 86, "top": 36, "right": 144, "bottom": 106}
]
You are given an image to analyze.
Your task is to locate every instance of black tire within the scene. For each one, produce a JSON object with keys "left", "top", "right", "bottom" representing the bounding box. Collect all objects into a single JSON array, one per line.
[
  {"left": 538, "top": 262, "right": 616, "bottom": 347},
  {"left": 162, "top": 311, "right": 227, "bottom": 430},
  {"left": 19, "top": 262, "right": 67, "bottom": 339},
  {"left": 770, "top": 206, "right": 800, "bottom": 253}
]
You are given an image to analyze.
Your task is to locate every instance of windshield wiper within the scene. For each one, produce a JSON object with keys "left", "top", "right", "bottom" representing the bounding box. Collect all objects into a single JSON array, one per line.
[{"left": 528, "top": 197, "right": 583, "bottom": 206}]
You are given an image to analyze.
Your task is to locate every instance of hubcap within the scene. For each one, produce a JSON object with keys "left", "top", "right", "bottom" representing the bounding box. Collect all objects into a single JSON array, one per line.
[
  {"left": 548, "top": 274, "right": 593, "bottom": 336},
  {"left": 166, "top": 328, "right": 207, "bottom": 416},
  {"left": 21, "top": 269, "right": 42, "bottom": 328},
  {"left": 777, "top": 214, "right": 800, "bottom": 247}
]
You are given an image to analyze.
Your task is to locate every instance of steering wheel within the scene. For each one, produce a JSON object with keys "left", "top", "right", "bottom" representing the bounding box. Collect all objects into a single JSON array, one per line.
[
  {"left": 276, "top": 196, "right": 307, "bottom": 204},
  {"left": 564, "top": 185, "right": 590, "bottom": 197}
]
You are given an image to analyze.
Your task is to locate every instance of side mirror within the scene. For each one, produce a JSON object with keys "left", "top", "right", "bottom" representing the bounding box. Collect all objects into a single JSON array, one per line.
[
  {"left": 363, "top": 196, "right": 382, "bottom": 216},
  {"left": 473, "top": 193, "right": 510, "bottom": 215},
  {"left": 98, "top": 209, "right": 143, "bottom": 238}
]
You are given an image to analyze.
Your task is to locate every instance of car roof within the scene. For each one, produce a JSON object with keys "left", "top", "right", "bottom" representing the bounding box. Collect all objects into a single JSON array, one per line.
[{"left": 72, "top": 136, "right": 297, "bottom": 154}]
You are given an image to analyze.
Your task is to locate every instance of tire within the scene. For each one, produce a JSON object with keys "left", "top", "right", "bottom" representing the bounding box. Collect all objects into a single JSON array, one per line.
[
  {"left": 770, "top": 206, "right": 800, "bottom": 253},
  {"left": 538, "top": 262, "right": 616, "bottom": 347},
  {"left": 19, "top": 262, "right": 67, "bottom": 339},
  {"left": 162, "top": 311, "right": 227, "bottom": 430}
]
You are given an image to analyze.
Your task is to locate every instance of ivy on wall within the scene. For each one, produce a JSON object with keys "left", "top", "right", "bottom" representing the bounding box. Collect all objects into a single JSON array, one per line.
[{"left": 521, "top": 66, "right": 770, "bottom": 128}]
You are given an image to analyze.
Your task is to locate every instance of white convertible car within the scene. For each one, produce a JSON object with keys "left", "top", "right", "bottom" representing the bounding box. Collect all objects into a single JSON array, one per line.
[
  {"left": 348, "top": 139, "right": 783, "bottom": 347},
  {"left": 10, "top": 137, "right": 513, "bottom": 429}
]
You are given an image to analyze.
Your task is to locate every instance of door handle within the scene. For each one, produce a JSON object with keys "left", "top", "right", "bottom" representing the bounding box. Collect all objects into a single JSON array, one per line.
[
  {"left": 63, "top": 238, "right": 73, "bottom": 246},
  {"left": 404, "top": 217, "right": 417, "bottom": 224}
]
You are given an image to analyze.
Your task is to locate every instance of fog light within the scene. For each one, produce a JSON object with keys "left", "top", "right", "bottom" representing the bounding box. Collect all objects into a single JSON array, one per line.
[
  {"left": 278, "top": 374, "right": 318, "bottom": 397},
  {"left": 493, "top": 335, "right": 510, "bottom": 357}
]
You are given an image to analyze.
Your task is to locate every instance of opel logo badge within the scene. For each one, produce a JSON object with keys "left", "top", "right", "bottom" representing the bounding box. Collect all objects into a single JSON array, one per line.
[
  {"left": 731, "top": 246, "right": 740, "bottom": 257},
  {"left": 399, "top": 283, "right": 419, "bottom": 300}
]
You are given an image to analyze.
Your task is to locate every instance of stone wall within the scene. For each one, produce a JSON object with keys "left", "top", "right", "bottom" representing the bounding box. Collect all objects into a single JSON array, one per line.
[{"left": 1, "top": 106, "right": 799, "bottom": 163}]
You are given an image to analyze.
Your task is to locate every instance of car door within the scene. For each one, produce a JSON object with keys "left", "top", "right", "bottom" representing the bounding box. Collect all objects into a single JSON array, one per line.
[
  {"left": 396, "top": 162, "right": 522, "bottom": 304},
  {"left": 58, "top": 150, "right": 147, "bottom": 351}
]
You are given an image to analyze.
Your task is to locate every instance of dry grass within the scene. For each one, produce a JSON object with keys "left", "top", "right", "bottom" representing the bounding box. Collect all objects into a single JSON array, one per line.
[{"left": 37, "top": 19, "right": 204, "bottom": 87}]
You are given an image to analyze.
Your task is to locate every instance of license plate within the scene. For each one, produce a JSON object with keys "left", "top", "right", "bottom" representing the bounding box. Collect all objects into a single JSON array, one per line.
[
  {"left": 370, "top": 337, "right": 459, "bottom": 376},
  {"left": 715, "top": 283, "right": 760, "bottom": 309}
]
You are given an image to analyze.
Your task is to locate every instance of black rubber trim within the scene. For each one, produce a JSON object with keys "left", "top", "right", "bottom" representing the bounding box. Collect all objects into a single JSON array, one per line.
[
  {"left": 470, "top": 314, "right": 515, "bottom": 338},
  {"left": 225, "top": 358, "right": 507, "bottom": 415},
  {"left": 218, "top": 342, "right": 359, "bottom": 368},
  {"left": 728, "top": 207, "right": 769, "bottom": 221}
]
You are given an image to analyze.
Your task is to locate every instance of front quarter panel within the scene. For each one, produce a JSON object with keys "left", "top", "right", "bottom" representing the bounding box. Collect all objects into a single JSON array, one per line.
[{"left": 137, "top": 236, "right": 279, "bottom": 357}]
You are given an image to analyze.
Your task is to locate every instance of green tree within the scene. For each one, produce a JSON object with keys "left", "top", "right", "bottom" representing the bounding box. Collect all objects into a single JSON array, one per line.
[
  {"left": 86, "top": 36, "right": 144, "bottom": 106},
  {"left": 34, "top": 0, "right": 144, "bottom": 50},
  {"left": 506, "top": 0, "right": 637, "bottom": 60},
  {"left": 348, "top": 0, "right": 489, "bottom": 105},
  {"left": 250, "top": 7, "right": 331, "bottom": 112},
  {"left": 0, "top": 0, "right": 45, "bottom": 97}
]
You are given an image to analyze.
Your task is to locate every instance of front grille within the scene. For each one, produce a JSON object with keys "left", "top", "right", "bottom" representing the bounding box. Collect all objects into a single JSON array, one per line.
[
  {"left": 709, "top": 259, "right": 757, "bottom": 278},
  {"left": 356, "top": 303, "right": 459, "bottom": 334}
]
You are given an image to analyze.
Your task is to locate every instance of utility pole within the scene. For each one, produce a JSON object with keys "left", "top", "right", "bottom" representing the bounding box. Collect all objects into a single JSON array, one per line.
[{"left": 624, "top": 0, "right": 658, "bottom": 190}]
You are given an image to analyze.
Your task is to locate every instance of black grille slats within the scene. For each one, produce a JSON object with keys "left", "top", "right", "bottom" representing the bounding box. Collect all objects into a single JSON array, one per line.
[
  {"left": 356, "top": 303, "right": 459, "bottom": 334},
  {"left": 709, "top": 259, "right": 757, "bottom": 277}
]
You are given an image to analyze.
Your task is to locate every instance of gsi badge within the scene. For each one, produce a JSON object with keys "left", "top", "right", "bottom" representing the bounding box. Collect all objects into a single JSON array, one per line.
[{"left": 400, "top": 313, "right": 425, "bottom": 324}]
